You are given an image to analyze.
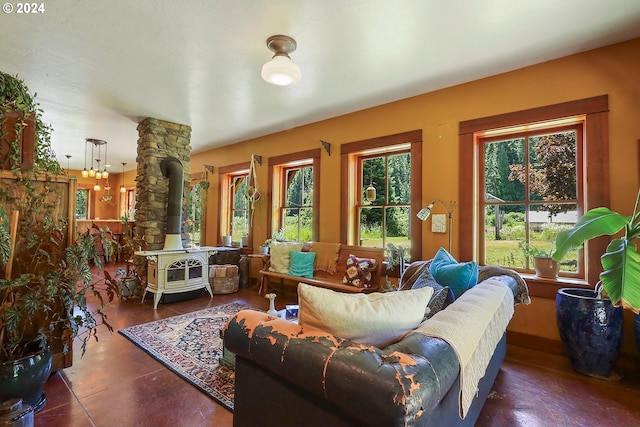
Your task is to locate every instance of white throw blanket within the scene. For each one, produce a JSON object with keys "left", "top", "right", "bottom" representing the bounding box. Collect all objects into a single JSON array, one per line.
[{"left": 409, "top": 278, "right": 514, "bottom": 419}]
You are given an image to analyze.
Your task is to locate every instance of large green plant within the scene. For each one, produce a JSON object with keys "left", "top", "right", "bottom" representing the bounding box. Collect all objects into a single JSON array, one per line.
[
  {"left": 0, "top": 185, "right": 119, "bottom": 362},
  {"left": 552, "top": 189, "right": 640, "bottom": 313},
  {"left": 0, "top": 71, "right": 62, "bottom": 174}
]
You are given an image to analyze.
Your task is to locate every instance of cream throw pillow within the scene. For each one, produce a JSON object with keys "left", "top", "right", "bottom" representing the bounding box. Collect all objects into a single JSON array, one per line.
[
  {"left": 269, "top": 241, "right": 304, "bottom": 273},
  {"left": 298, "top": 283, "right": 434, "bottom": 348}
]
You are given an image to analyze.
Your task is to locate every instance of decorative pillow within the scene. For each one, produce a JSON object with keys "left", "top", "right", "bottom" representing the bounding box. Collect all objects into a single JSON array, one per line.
[
  {"left": 342, "top": 255, "right": 378, "bottom": 288},
  {"left": 410, "top": 268, "right": 455, "bottom": 320},
  {"left": 288, "top": 251, "right": 316, "bottom": 278},
  {"left": 268, "top": 241, "right": 304, "bottom": 274},
  {"left": 429, "top": 247, "right": 478, "bottom": 298},
  {"left": 298, "top": 283, "right": 434, "bottom": 348}
]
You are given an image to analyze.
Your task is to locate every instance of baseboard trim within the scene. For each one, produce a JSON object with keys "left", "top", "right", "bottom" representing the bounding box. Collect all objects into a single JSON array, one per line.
[{"left": 507, "top": 331, "right": 639, "bottom": 376}]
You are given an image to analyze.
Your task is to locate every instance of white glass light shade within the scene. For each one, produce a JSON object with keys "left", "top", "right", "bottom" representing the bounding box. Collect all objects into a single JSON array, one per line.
[
  {"left": 81, "top": 168, "right": 88, "bottom": 178},
  {"left": 120, "top": 185, "right": 126, "bottom": 193},
  {"left": 93, "top": 183, "right": 100, "bottom": 191},
  {"left": 261, "top": 56, "right": 301, "bottom": 86},
  {"left": 95, "top": 170, "right": 102, "bottom": 180},
  {"left": 88, "top": 168, "right": 96, "bottom": 177},
  {"left": 102, "top": 170, "right": 109, "bottom": 179}
]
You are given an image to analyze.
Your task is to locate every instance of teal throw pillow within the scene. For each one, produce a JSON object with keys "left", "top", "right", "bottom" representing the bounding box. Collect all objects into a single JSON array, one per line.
[
  {"left": 429, "top": 247, "right": 478, "bottom": 298},
  {"left": 289, "top": 251, "right": 316, "bottom": 278}
]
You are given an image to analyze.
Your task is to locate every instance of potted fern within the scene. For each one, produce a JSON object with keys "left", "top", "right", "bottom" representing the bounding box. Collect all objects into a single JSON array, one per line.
[{"left": 551, "top": 189, "right": 640, "bottom": 378}]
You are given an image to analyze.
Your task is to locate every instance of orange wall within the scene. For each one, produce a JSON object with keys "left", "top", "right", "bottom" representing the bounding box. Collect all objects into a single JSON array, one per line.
[
  {"left": 192, "top": 37, "right": 640, "bottom": 254},
  {"left": 190, "top": 37, "right": 640, "bottom": 358},
  {"left": 71, "top": 169, "right": 136, "bottom": 219}
]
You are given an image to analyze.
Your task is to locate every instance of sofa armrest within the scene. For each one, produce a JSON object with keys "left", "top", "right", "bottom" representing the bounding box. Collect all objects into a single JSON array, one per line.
[{"left": 224, "top": 310, "right": 460, "bottom": 426}]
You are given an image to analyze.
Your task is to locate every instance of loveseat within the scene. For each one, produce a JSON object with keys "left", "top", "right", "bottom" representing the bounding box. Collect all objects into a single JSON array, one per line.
[{"left": 225, "top": 253, "right": 530, "bottom": 427}]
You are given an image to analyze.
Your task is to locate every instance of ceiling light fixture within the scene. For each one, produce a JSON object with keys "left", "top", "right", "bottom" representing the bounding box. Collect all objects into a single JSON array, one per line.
[
  {"left": 120, "top": 162, "right": 127, "bottom": 193},
  {"left": 85, "top": 138, "right": 107, "bottom": 179},
  {"left": 261, "top": 35, "right": 301, "bottom": 86}
]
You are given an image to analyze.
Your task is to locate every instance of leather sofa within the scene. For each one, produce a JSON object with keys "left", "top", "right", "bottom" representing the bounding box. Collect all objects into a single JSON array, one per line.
[{"left": 224, "top": 270, "right": 526, "bottom": 427}]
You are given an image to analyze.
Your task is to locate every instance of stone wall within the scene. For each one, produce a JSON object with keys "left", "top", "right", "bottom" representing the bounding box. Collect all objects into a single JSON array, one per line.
[{"left": 133, "top": 118, "right": 191, "bottom": 264}]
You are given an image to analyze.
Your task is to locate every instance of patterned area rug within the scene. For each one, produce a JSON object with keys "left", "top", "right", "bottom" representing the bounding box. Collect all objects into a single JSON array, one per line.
[{"left": 119, "top": 302, "right": 252, "bottom": 411}]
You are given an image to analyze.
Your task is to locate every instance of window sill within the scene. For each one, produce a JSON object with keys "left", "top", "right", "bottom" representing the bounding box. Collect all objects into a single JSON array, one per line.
[{"left": 521, "top": 274, "right": 592, "bottom": 299}]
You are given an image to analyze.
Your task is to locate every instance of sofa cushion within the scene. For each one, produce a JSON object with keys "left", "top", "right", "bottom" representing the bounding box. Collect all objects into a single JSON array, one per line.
[
  {"left": 429, "top": 247, "right": 478, "bottom": 298},
  {"left": 411, "top": 268, "right": 455, "bottom": 319},
  {"left": 288, "top": 250, "right": 316, "bottom": 278},
  {"left": 342, "top": 254, "right": 377, "bottom": 288},
  {"left": 269, "top": 241, "right": 304, "bottom": 273},
  {"left": 298, "top": 282, "right": 434, "bottom": 348}
]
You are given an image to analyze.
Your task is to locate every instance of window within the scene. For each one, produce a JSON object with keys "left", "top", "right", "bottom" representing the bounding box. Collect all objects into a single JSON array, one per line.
[
  {"left": 480, "top": 121, "right": 583, "bottom": 277},
  {"left": 187, "top": 182, "right": 203, "bottom": 246},
  {"left": 76, "top": 189, "right": 88, "bottom": 219},
  {"left": 229, "top": 173, "right": 250, "bottom": 241},
  {"left": 341, "top": 130, "right": 422, "bottom": 263},
  {"left": 268, "top": 149, "right": 320, "bottom": 242},
  {"left": 459, "top": 96, "right": 610, "bottom": 287},
  {"left": 359, "top": 151, "right": 412, "bottom": 253}
]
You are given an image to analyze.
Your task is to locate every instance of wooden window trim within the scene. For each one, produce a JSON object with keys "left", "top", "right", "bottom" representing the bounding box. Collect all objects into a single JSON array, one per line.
[
  {"left": 267, "top": 148, "right": 321, "bottom": 241},
  {"left": 459, "top": 95, "right": 609, "bottom": 293},
  {"left": 341, "top": 130, "right": 422, "bottom": 261},
  {"left": 217, "top": 162, "right": 250, "bottom": 244}
]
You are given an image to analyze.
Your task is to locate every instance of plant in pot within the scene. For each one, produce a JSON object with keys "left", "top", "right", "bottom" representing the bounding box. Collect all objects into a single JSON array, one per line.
[
  {"left": 260, "top": 227, "right": 286, "bottom": 255},
  {"left": 551, "top": 189, "right": 640, "bottom": 379},
  {"left": 0, "top": 70, "right": 118, "bottom": 411},
  {"left": 519, "top": 241, "right": 558, "bottom": 278},
  {"left": 104, "top": 217, "right": 141, "bottom": 300},
  {"left": 0, "top": 200, "right": 119, "bottom": 411},
  {"left": 1, "top": 71, "right": 62, "bottom": 174}
]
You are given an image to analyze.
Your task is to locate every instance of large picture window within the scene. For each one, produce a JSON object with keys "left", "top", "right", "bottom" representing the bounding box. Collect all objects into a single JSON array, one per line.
[
  {"left": 459, "top": 95, "right": 610, "bottom": 288},
  {"left": 480, "top": 122, "right": 583, "bottom": 277}
]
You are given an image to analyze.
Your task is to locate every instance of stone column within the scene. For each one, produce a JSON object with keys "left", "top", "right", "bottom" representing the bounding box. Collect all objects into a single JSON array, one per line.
[{"left": 133, "top": 118, "right": 192, "bottom": 275}]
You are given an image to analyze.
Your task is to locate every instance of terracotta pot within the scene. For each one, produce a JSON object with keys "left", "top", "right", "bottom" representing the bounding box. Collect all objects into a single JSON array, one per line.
[{"left": 534, "top": 256, "right": 559, "bottom": 278}]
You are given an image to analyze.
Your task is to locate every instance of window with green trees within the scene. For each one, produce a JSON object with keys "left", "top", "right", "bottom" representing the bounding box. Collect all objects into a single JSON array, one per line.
[
  {"left": 76, "top": 189, "right": 88, "bottom": 219},
  {"left": 359, "top": 151, "right": 411, "bottom": 254},
  {"left": 481, "top": 121, "right": 583, "bottom": 276},
  {"left": 281, "top": 164, "right": 313, "bottom": 241}
]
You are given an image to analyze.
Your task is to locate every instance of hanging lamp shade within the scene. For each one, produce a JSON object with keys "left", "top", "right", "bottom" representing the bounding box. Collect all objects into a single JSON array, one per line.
[
  {"left": 365, "top": 184, "right": 376, "bottom": 202},
  {"left": 261, "top": 35, "right": 301, "bottom": 86}
]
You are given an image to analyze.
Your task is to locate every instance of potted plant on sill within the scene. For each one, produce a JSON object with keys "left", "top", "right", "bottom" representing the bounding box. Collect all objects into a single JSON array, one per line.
[
  {"left": 551, "top": 189, "right": 640, "bottom": 379},
  {"left": 519, "top": 241, "right": 559, "bottom": 278}
]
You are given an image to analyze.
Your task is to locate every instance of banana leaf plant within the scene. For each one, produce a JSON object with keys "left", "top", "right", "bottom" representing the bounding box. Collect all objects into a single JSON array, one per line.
[{"left": 552, "top": 189, "right": 640, "bottom": 314}]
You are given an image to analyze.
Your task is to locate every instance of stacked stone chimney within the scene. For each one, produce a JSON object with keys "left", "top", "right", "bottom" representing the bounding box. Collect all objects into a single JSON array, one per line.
[{"left": 133, "top": 118, "right": 192, "bottom": 274}]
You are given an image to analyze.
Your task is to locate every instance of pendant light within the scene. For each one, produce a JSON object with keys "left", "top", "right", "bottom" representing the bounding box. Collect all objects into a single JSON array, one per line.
[
  {"left": 81, "top": 143, "right": 88, "bottom": 177},
  {"left": 120, "top": 162, "right": 127, "bottom": 193}
]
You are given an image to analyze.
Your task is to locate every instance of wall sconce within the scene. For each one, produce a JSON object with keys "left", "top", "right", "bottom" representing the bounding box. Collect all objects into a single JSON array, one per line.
[{"left": 417, "top": 199, "right": 457, "bottom": 252}]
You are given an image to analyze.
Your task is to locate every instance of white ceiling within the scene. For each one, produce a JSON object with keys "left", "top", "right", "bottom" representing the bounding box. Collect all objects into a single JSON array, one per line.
[{"left": 2, "top": 0, "right": 640, "bottom": 172}]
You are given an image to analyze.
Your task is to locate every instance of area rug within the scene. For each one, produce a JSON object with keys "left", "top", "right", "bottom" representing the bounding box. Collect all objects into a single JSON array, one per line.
[{"left": 119, "top": 302, "right": 252, "bottom": 411}]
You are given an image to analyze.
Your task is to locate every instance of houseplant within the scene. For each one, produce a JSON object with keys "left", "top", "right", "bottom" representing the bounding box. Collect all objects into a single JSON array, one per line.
[
  {"left": 519, "top": 241, "right": 559, "bottom": 278},
  {"left": 0, "top": 70, "right": 118, "bottom": 410},
  {"left": 551, "top": 189, "right": 640, "bottom": 378},
  {"left": 1, "top": 71, "right": 62, "bottom": 174}
]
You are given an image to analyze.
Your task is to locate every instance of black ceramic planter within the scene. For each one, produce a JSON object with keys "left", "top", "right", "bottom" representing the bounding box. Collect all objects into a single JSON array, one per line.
[
  {"left": 556, "top": 288, "right": 623, "bottom": 379},
  {"left": 0, "top": 346, "right": 52, "bottom": 413}
]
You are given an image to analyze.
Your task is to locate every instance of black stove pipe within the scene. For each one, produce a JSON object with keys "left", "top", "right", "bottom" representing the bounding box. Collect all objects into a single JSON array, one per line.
[{"left": 160, "top": 156, "right": 184, "bottom": 250}]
